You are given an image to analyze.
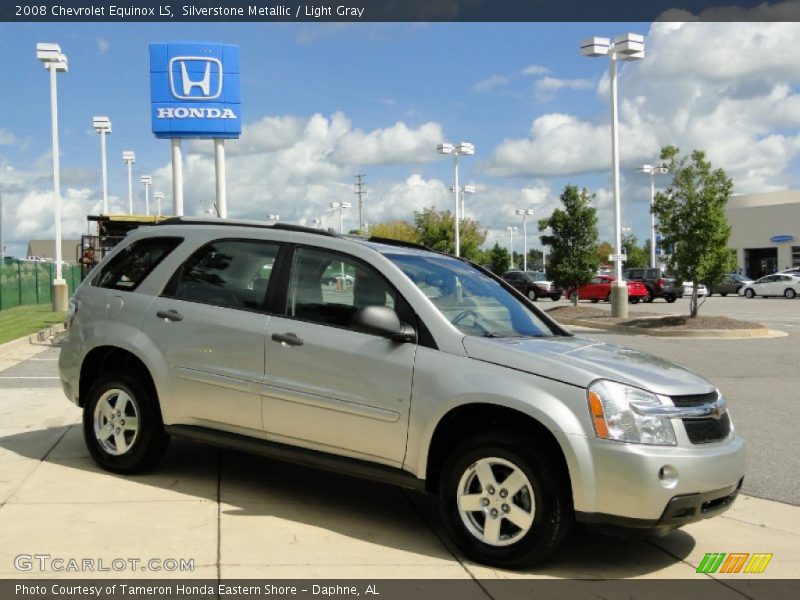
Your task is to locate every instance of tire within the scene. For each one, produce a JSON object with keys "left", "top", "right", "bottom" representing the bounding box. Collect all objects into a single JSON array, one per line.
[
  {"left": 83, "top": 371, "right": 169, "bottom": 473},
  {"left": 550, "top": 294, "right": 561, "bottom": 301},
  {"left": 721, "top": 292, "right": 728, "bottom": 297},
  {"left": 745, "top": 288, "right": 755, "bottom": 299},
  {"left": 590, "top": 299, "right": 599, "bottom": 304},
  {"left": 665, "top": 294, "right": 677, "bottom": 303},
  {"left": 785, "top": 288, "right": 796, "bottom": 299},
  {"left": 527, "top": 289, "right": 538, "bottom": 301},
  {"left": 438, "top": 431, "right": 572, "bottom": 569},
  {"left": 630, "top": 298, "right": 640, "bottom": 304},
  {"left": 605, "top": 293, "right": 611, "bottom": 303}
]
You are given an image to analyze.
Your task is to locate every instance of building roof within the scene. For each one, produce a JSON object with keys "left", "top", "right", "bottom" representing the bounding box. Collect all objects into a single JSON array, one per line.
[
  {"left": 26, "top": 240, "right": 81, "bottom": 263},
  {"left": 728, "top": 190, "right": 800, "bottom": 210}
]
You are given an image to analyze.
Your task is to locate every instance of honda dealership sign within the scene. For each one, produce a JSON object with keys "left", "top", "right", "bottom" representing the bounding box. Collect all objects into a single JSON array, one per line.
[{"left": 149, "top": 42, "right": 241, "bottom": 139}]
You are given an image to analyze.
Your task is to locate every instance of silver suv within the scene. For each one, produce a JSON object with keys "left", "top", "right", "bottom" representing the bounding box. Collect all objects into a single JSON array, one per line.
[{"left": 59, "top": 219, "right": 745, "bottom": 568}]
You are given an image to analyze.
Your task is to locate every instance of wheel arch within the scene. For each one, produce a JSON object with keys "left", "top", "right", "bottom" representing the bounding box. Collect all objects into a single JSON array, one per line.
[{"left": 79, "top": 345, "right": 158, "bottom": 410}]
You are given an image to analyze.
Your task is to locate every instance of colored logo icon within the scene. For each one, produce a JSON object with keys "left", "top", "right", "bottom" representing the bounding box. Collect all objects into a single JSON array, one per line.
[
  {"left": 168, "top": 57, "right": 223, "bottom": 100},
  {"left": 697, "top": 552, "right": 773, "bottom": 574}
]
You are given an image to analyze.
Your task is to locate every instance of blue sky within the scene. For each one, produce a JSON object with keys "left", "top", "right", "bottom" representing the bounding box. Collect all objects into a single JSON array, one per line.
[{"left": 1, "top": 20, "right": 799, "bottom": 258}]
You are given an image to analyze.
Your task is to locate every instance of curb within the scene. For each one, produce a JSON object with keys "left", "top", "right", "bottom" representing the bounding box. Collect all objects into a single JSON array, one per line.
[
  {"left": 553, "top": 316, "right": 786, "bottom": 339},
  {"left": 0, "top": 323, "right": 66, "bottom": 354}
]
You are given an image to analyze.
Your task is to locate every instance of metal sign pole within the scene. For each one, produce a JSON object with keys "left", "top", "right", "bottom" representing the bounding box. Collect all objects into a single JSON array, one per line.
[
  {"left": 171, "top": 139, "right": 184, "bottom": 216},
  {"left": 214, "top": 138, "right": 227, "bottom": 218}
]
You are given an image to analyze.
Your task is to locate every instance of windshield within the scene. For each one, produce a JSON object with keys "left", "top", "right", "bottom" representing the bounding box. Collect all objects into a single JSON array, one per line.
[{"left": 386, "top": 253, "right": 557, "bottom": 338}]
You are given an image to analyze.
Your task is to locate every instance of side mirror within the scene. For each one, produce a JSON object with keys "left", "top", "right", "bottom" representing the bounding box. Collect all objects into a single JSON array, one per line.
[{"left": 351, "top": 306, "right": 417, "bottom": 343}]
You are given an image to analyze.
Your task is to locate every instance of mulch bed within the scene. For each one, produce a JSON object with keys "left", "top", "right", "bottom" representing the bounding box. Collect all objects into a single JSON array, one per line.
[{"left": 545, "top": 305, "right": 764, "bottom": 330}]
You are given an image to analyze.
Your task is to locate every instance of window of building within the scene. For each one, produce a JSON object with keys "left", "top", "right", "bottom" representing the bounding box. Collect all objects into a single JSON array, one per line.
[{"left": 792, "top": 246, "right": 800, "bottom": 268}]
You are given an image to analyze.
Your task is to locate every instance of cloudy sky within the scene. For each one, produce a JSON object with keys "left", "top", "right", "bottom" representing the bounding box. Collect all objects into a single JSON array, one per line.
[{"left": 1, "top": 14, "right": 800, "bottom": 258}]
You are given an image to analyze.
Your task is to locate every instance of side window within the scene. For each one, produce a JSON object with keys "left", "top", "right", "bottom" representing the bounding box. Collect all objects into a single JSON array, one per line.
[
  {"left": 287, "top": 247, "right": 395, "bottom": 328},
  {"left": 589, "top": 277, "right": 603, "bottom": 284},
  {"left": 94, "top": 237, "right": 182, "bottom": 291},
  {"left": 629, "top": 269, "right": 643, "bottom": 279},
  {"left": 165, "top": 240, "right": 279, "bottom": 311}
]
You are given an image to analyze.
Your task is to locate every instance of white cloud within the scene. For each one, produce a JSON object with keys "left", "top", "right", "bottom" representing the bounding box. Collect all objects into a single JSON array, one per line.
[
  {"left": 0, "top": 130, "right": 16, "bottom": 146},
  {"left": 534, "top": 76, "right": 594, "bottom": 102},
  {"left": 96, "top": 38, "right": 109, "bottom": 55},
  {"left": 472, "top": 75, "right": 510, "bottom": 93},
  {"left": 521, "top": 65, "right": 549, "bottom": 76},
  {"left": 332, "top": 121, "right": 443, "bottom": 165}
]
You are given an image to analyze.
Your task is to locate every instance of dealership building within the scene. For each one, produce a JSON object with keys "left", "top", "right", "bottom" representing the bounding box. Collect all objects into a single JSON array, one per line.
[{"left": 726, "top": 190, "right": 800, "bottom": 279}]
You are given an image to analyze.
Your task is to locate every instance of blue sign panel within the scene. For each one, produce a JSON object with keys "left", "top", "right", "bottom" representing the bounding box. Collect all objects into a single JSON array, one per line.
[
  {"left": 149, "top": 42, "right": 241, "bottom": 139},
  {"left": 770, "top": 235, "right": 794, "bottom": 244}
]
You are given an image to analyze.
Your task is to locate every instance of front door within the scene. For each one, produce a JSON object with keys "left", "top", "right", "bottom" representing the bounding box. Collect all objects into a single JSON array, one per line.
[{"left": 262, "top": 246, "right": 416, "bottom": 466}]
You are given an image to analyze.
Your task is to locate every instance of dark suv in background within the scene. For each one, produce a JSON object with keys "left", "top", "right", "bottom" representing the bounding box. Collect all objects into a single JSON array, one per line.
[
  {"left": 623, "top": 268, "right": 683, "bottom": 303},
  {"left": 502, "top": 270, "right": 562, "bottom": 301}
]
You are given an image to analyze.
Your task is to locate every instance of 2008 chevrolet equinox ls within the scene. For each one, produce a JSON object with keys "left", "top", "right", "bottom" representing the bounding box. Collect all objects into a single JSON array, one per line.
[{"left": 59, "top": 218, "right": 745, "bottom": 568}]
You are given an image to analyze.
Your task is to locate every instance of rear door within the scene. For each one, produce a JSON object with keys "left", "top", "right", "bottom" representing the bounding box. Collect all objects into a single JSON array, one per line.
[
  {"left": 141, "top": 238, "right": 281, "bottom": 433},
  {"left": 261, "top": 246, "right": 416, "bottom": 465}
]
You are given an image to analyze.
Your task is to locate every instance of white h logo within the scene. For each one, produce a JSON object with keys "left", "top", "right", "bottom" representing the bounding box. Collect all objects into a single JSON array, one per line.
[{"left": 168, "top": 56, "right": 222, "bottom": 100}]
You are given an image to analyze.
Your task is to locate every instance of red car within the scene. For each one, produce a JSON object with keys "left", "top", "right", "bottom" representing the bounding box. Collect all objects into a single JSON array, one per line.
[{"left": 566, "top": 275, "right": 650, "bottom": 303}]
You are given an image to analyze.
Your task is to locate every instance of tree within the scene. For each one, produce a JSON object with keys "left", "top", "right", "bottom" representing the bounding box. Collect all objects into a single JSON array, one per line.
[
  {"left": 368, "top": 220, "right": 417, "bottom": 243},
  {"left": 413, "top": 207, "right": 487, "bottom": 262},
  {"left": 487, "top": 243, "right": 511, "bottom": 275},
  {"left": 652, "top": 146, "right": 736, "bottom": 317},
  {"left": 595, "top": 241, "right": 614, "bottom": 267},
  {"left": 539, "top": 185, "right": 599, "bottom": 306},
  {"left": 622, "top": 234, "right": 648, "bottom": 269}
]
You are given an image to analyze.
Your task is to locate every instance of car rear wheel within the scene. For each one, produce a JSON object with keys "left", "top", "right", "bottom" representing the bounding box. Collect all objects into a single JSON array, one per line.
[
  {"left": 550, "top": 294, "right": 561, "bottom": 301},
  {"left": 721, "top": 292, "right": 728, "bottom": 297},
  {"left": 665, "top": 294, "right": 677, "bottom": 303},
  {"left": 629, "top": 298, "right": 640, "bottom": 304},
  {"left": 590, "top": 299, "right": 599, "bottom": 304},
  {"left": 83, "top": 371, "right": 169, "bottom": 473},
  {"left": 745, "top": 288, "right": 756, "bottom": 299},
  {"left": 438, "top": 431, "right": 572, "bottom": 568},
  {"left": 785, "top": 288, "right": 796, "bottom": 299}
]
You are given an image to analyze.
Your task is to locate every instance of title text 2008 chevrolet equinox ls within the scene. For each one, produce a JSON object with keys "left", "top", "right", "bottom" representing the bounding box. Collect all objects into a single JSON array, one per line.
[{"left": 59, "top": 218, "right": 745, "bottom": 568}]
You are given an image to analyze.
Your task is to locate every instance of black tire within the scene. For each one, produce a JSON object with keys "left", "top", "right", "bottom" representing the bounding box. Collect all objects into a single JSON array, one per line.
[
  {"left": 83, "top": 371, "right": 169, "bottom": 473},
  {"left": 550, "top": 294, "right": 561, "bottom": 301},
  {"left": 605, "top": 293, "right": 611, "bottom": 303},
  {"left": 745, "top": 288, "right": 755, "bottom": 299},
  {"left": 438, "top": 431, "right": 572, "bottom": 569},
  {"left": 527, "top": 289, "right": 538, "bottom": 301},
  {"left": 785, "top": 288, "right": 796, "bottom": 299},
  {"left": 590, "top": 299, "right": 599, "bottom": 304},
  {"left": 665, "top": 294, "right": 677, "bottom": 303},
  {"left": 720, "top": 292, "right": 728, "bottom": 297},
  {"left": 630, "top": 298, "right": 640, "bottom": 304}
]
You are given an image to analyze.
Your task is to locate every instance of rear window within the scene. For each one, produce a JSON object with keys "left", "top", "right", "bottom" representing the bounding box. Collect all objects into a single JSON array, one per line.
[{"left": 94, "top": 237, "right": 182, "bottom": 291}]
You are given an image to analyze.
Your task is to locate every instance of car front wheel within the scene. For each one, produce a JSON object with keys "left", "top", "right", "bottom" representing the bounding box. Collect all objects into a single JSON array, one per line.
[
  {"left": 438, "top": 431, "right": 572, "bottom": 568},
  {"left": 527, "top": 290, "right": 538, "bottom": 301},
  {"left": 83, "top": 371, "right": 169, "bottom": 473},
  {"left": 745, "top": 288, "right": 756, "bottom": 298}
]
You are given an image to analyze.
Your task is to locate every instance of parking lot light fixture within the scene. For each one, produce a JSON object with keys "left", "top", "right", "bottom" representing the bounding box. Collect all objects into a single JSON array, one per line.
[
  {"left": 582, "top": 32, "right": 645, "bottom": 318},
  {"left": 37, "top": 42, "right": 68, "bottom": 311},
  {"left": 515, "top": 209, "right": 535, "bottom": 271},
  {"left": 92, "top": 116, "right": 111, "bottom": 214},
  {"left": 451, "top": 184, "right": 477, "bottom": 220},
  {"left": 140, "top": 175, "right": 152, "bottom": 216},
  {"left": 638, "top": 162, "right": 669, "bottom": 268},
  {"left": 268, "top": 214, "right": 280, "bottom": 225},
  {"left": 330, "top": 201, "right": 352, "bottom": 234},
  {"left": 506, "top": 225, "right": 517, "bottom": 270},
  {"left": 438, "top": 141, "right": 475, "bottom": 257},
  {"left": 122, "top": 151, "right": 136, "bottom": 215},
  {"left": 153, "top": 191, "right": 164, "bottom": 216}
]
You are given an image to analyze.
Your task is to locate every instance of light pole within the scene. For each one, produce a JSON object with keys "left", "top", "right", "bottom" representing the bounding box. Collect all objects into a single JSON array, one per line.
[
  {"left": 638, "top": 162, "right": 668, "bottom": 268},
  {"left": 452, "top": 184, "right": 476, "bottom": 219},
  {"left": 582, "top": 32, "right": 645, "bottom": 318},
  {"left": 122, "top": 151, "right": 135, "bottom": 215},
  {"left": 330, "top": 201, "right": 352, "bottom": 234},
  {"left": 268, "top": 214, "right": 280, "bottom": 225},
  {"left": 506, "top": 225, "right": 517, "bottom": 271},
  {"left": 515, "top": 209, "right": 534, "bottom": 271},
  {"left": 437, "top": 142, "right": 475, "bottom": 257},
  {"left": 140, "top": 175, "right": 152, "bottom": 216},
  {"left": 92, "top": 116, "right": 111, "bottom": 214},
  {"left": 36, "top": 42, "right": 68, "bottom": 312},
  {"left": 153, "top": 192, "right": 164, "bottom": 217}
]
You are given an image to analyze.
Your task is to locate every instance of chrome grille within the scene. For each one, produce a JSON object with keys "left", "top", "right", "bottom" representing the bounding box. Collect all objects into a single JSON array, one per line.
[{"left": 671, "top": 391, "right": 732, "bottom": 444}]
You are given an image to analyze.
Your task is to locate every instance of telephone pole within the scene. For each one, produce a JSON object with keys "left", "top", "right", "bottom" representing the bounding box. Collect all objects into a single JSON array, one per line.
[{"left": 354, "top": 174, "right": 366, "bottom": 232}]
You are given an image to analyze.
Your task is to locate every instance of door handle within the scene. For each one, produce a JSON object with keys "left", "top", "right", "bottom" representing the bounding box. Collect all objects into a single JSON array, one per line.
[
  {"left": 156, "top": 309, "right": 183, "bottom": 322},
  {"left": 271, "top": 332, "right": 303, "bottom": 347}
]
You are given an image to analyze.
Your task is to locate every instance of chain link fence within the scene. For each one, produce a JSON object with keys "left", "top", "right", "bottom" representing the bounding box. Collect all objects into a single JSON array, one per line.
[{"left": 0, "top": 260, "right": 81, "bottom": 310}]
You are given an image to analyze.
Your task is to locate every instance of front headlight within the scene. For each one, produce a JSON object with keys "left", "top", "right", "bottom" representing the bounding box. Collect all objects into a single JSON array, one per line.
[{"left": 587, "top": 380, "right": 676, "bottom": 446}]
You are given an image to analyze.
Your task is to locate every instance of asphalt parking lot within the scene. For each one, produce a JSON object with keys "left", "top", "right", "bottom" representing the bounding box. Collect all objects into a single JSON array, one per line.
[{"left": 0, "top": 300, "right": 798, "bottom": 582}]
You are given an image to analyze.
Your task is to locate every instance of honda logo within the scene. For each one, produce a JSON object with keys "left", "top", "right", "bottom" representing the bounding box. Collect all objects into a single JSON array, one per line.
[{"left": 168, "top": 56, "right": 223, "bottom": 100}]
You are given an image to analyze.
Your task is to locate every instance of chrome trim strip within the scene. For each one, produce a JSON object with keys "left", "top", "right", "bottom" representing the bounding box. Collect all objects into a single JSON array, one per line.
[{"left": 631, "top": 396, "right": 727, "bottom": 420}]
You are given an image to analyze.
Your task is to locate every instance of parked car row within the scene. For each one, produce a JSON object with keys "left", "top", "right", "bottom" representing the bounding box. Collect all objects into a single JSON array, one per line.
[
  {"left": 566, "top": 275, "right": 650, "bottom": 304},
  {"left": 738, "top": 273, "right": 800, "bottom": 299}
]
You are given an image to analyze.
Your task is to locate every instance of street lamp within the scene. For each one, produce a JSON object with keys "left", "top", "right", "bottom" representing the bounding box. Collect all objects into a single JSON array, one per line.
[
  {"left": 437, "top": 141, "right": 475, "bottom": 257},
  {"left": 153, "top": 191, "right": 164, "bottom": 217},
  {"left": 122, "top": 150, "right": 135, "bottom": 215},
  {"left": 515, "top": 208, "right": 534, "bottom": 271},
  {"left": 330, "top": 201, "right": 352, "bottom": 234},
  {"left": 92, "top": 116, "right": 111, "bottom": 214},
  {"left": 36, "top": 42, "right": 68, "bottom": 312},
  {"left": 268, "top": 214, "right": 280, "bottom": 225},
  {"left": 582, "top": 32, "right": 645, "bottom": 317},
  {"left": 506, "top": 225, "right": 517, "bottom": 271},
  {"left": 451, "top": 184, "right": 476, "bottom": 219},
  {"left": 638, "top": 162, "right": 668, "bottom": 268},
  {"left": 140, "top": 175, "right": 152, "bottom": 216}
]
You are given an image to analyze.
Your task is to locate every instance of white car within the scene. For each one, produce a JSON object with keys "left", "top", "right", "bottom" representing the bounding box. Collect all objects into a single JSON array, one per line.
[
  {"left": 739, "top": 274, "right": 800, "bottom": 299},
  {"left": 682, "top": 282, "right": 708, "bottom": 297}
]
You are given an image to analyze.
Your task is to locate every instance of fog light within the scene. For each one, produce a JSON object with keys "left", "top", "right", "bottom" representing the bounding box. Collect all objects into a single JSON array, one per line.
[{"left": 658, "top": 465, "right": 678, "bottom": 488}]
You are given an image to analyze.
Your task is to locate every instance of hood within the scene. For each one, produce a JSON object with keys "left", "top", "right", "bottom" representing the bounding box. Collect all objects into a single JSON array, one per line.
[{"left": 462, "top": 335, "right": 714, "bottom": 397}]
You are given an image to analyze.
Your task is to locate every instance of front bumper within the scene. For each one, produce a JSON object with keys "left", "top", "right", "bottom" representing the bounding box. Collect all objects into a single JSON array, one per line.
[{"left": 566, "top": 432, "right": 746, "bottom": 533}]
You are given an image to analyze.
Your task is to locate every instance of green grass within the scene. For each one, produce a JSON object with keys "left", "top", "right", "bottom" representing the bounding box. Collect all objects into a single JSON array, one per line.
[{"left": 0, "top": 304, "right": 67, "bottom": 345}]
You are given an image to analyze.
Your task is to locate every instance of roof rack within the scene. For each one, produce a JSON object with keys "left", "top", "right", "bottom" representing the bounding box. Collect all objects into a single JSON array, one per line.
[
  {"left": 366, "top": 236, "right": 431, "bottom": 251},
  {"left": 155, "top": 217, "right": 337, "bottom": 237}
]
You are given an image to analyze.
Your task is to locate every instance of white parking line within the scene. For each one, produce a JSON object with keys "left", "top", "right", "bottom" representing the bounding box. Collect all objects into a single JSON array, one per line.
[{"left": 0, "top": 376, "right": 60, "bottom": 379}]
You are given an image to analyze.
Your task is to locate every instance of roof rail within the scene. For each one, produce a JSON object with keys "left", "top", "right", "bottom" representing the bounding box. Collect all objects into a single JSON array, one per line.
[
  {"left": 366, "top": 236, "right": 431, "bottom": 251},
  {"left": 155, "top": 217, "right": 337, "bottom": 237}
]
